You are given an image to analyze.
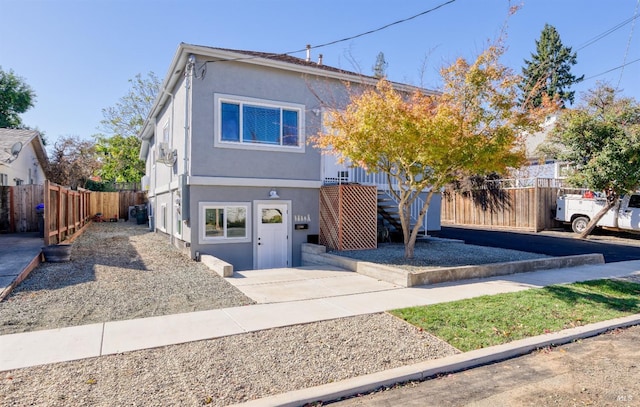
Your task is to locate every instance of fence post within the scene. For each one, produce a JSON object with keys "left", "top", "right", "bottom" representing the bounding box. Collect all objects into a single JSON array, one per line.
[
  {"left": 44, "top": 180, "right": 50, "bottom": 246},
  {"left": 534, "top": 181, "right": 540, "bottom": 232},
  {"left": 9, "top": 186, "right": 15, "bottom": 233}
]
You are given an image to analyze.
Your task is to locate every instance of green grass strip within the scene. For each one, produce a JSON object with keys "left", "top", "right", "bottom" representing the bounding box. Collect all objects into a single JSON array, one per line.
[{"left": 389, "top": 279, "right": 640, "bottom": 352}]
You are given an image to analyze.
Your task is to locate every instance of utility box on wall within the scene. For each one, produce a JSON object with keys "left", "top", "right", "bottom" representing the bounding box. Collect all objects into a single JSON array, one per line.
[{"left": 319, "top": 184, "right": 377, "bottom": 251}]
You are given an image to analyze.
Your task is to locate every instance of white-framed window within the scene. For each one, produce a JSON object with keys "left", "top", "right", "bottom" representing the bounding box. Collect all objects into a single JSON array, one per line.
[
  {"left": 160, "top": 203, "right": 167, "bottom": 232},
  {"left": 175, "top": 202, "right": 182, "bottom": 237},
  {"left": 214, "top": 93, "right": 305, "bottom": 152},
  {"left": 0, "top": 173, "right": 7, "bottom": 186},
  {"left": 163, "top": 119, "right": 170, "bottom": 144},
  {"left": 199, "top": 202, "right": 251, "bottom": 244}
]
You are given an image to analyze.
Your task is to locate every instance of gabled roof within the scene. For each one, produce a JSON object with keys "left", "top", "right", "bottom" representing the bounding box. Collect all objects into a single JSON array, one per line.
[
  {"left": 0, "top": 128, "right": 48, "bottom": 168},
  {"left": 139, "top": 43, "right": 437, "bottom": 145},
  {"left": 192, "top": 45, "right": 368, "bottom": 77}
]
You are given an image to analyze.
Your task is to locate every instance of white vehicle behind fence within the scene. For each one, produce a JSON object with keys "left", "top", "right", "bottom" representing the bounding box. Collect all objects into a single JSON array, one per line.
[{"left": 555, "top": 192, "right": 640, "bottom": 234}]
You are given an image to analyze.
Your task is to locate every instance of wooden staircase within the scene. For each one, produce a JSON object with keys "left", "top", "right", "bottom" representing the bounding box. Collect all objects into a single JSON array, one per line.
[{"left": 377, "top": 190, "right": 425, "bottom": 239}]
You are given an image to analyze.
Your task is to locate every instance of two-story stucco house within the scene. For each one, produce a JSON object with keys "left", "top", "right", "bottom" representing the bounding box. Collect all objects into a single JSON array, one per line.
[{"left": 139, "top": 43, "right": 441, "bottom": 271}]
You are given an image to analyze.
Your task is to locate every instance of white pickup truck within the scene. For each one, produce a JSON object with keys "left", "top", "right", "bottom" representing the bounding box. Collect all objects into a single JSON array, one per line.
[{"left": 555, "top": 193, "right": 640, "bottom": 233}]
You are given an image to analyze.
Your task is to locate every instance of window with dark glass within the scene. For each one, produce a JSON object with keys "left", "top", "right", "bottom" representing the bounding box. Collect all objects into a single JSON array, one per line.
[
  {"left": 219, "top": 98, "right": 301, "bottom": 147},
  {"left": 221, "top": 103, "right": 240, "bottom": 142},
  {"left": 244, "top": 105, "right": 280, "bottom": 144},
  {"left": 204, "top": 206, "right": 247, "bottom": 239}
]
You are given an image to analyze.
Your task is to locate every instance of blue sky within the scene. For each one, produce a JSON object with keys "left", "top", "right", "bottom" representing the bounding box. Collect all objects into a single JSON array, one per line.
[{"left": 1, "top": 0, "right": 639, "bottom": 146}]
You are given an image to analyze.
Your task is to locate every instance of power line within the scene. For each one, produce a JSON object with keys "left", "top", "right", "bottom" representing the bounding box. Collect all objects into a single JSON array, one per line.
[
  {"left": 617, "top": 0, "right": 640, "bottom": 89},
  {"left": 296, "top": 0, "right": 457, "bottom": 52},
  {"left": 577, "top": 13, "right": 640, "bottom": 51},
  {"left": 202, "top": 0, "right": 457, "bottom": 66},
  {"left": 584, "top": 56, "right": 640, "bottom": 81}
]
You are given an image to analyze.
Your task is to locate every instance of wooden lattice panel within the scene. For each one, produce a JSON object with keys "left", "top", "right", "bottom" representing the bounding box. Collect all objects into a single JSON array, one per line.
[{"left": 320, "top": 184, "right": 377, "bottom": 251}]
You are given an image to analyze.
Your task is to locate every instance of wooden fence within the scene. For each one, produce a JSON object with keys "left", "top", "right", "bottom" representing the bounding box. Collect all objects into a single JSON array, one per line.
[
  {"left": 89, "top": 191, "right": 147, "bottom": 221},
  {"left": 0, "top": 185, "right": 45, "bottom": 233},
  {"left": 43, "top": 181, "right": 92, "bottom": 245},
  {"left": 0, "top": 183, "right": 147, "bottom": 242},
  {"left": 441, "top": 178, "right": 583, "bottom": 232}
]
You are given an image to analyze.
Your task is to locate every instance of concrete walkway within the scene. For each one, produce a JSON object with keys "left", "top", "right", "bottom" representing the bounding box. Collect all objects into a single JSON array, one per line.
[
  {"left": 0, "top": 232, "right": 43, "bottom": 301},
  {"left": 2, "top": 259, "right": 640, "bottom": 374}
]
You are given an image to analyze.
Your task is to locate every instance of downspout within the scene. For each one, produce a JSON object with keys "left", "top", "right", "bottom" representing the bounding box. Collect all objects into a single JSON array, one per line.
[
  {"left": 157, "top": 88, "right": 174, "bottom": 243},
  {"left": 184, "top": 54, "right": 194, "bottom": 178},
  {"left": 181, "top": 54, "right": 194, "bottom": 232}
]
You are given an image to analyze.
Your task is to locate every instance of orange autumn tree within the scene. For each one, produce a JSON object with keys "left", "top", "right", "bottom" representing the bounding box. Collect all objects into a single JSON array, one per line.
[{"left": 311, "top": 44, "right": 550, "bottom": 259}]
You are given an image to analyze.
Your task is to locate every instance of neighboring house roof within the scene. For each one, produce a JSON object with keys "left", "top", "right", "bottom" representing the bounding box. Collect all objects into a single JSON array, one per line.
[
  {"left": 139, "top": 43, "right": 438, "bottom": 147},
  {"left": 0, "top": 128, "right": 48, "bottom": 169},
  {"left": 524, "top": 114, "right": 558, "bottom": 160}
]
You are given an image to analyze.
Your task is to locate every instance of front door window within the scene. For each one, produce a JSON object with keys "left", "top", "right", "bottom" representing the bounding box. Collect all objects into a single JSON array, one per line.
[{"left": 256, "top": 203, "right": 289, "bottom": 269}]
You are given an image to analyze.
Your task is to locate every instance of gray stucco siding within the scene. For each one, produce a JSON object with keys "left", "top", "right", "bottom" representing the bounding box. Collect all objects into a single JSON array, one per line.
[
  {"left": 188, "top": 61, "right": 335, "bottom": 181},
  {"left": 152, "top": 77, "right": 187, "bottom": 189},
  {"left": 188, "top": 184, "right": 319, "bottom": 270}
]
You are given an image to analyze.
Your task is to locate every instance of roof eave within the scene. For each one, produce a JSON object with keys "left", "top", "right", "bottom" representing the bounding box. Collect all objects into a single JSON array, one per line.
[{"left": 138, "top": 43, "right": 440, "bottom": 147}]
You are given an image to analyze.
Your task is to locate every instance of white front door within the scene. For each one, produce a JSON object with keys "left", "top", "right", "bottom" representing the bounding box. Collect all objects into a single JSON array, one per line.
[{"left": 256, "top": 202, "right": 289, "bottom": 269}]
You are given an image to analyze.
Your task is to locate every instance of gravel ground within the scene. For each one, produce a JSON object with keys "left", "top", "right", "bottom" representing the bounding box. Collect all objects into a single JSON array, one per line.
[
  {"left": 0, "top": 222, "right": 626, "bottom": 406},
  {"left": 1, "top": 313, "right": 458, "bottom": 406},
  {"left": 0, "top": 222, "right": 463, "bottom": 406},
  {"left": 0, "top": 223, "right": 254, "bottom": 335},
  {"left": 334, "top": 240, "right": 549, "bottom": 272}
]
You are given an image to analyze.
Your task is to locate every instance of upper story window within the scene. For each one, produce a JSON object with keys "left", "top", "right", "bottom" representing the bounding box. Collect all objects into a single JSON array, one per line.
[
  {"left": 215, "top": 94, "right": 305, "bottom": 153},
  {"left": 162, "top": 120, "right": 170, "bottom": 144}
]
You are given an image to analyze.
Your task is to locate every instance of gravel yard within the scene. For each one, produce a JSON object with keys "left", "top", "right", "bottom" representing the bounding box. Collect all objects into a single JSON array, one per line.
[
  {"left": 1, "top": 313, "right": 459, "bottom": 406},
  {"left": 0, "top": 223, "right": 579, "bottom": 406},
  {"left": 0, "top": 223, "right": 548, "bottom": 336},
  {"left": 0, "top": 223, "right": 254, "bottom": 335},
  {"left": 335, "top": 239, "right": 549, "bottom": 272}
]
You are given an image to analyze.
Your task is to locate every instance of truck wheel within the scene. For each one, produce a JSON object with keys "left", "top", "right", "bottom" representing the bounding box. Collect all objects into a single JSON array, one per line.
[{"left": 571, "top": 216, "right": 590, "bottom": 234}]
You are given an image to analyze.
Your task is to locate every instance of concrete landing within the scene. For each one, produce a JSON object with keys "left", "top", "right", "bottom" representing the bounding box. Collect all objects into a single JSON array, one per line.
[
  {"left": 0, "top": 233, "right": 43, "bottom": 300},
  {"left": 227, "top": 265, "right": 401, "bottom": 303}
]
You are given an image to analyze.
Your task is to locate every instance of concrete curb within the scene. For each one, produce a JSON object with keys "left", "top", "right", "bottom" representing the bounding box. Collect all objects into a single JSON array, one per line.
[
  {"left": 301, "top": 243, "right": 605, "bottom": 287},
  {"left": 232, "top": 314, "right": 640, "bottom": 407},
  {"left": 407, "top": 253, "right": 605, "bottom": 286}
]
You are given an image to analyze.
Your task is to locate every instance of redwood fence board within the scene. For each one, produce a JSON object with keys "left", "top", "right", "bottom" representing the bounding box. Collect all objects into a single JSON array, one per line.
[
  {"left": 441, "top": 179, "right": 584, "bottom": 232},
  {"left": 0, "top": 183, "right": 146, "bottom": 243}
]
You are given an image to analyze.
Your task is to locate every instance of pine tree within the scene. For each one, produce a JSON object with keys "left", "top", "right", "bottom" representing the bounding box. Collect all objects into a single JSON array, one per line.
[
  {"left": 520, "top": 24, "right": 583, "bottom": 109},
  {"left": 372, "top": 52, "right": 388, "bottom": 79}
]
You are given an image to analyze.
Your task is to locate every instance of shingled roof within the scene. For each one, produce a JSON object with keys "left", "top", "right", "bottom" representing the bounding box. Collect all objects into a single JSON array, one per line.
[
  {"left": 191, "top": 44, "right": 367, "bottom": 78},
  {"left": 0, "top": 128, "right": 48, "bottom": 168},
  {"left": 139, "top": 43, "right": 438, "bottom": 144}
]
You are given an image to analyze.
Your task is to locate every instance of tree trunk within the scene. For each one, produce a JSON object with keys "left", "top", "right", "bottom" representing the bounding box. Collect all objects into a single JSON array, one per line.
[
  {"left": 578, "top": 198, "right": 617, "bottom": 239},
  {"left": 400, "top": 189, "right": 435, "bottom": 260},
  {"left": 404, "top": 240, "right": 414, "bottom": 259},
  {"left": 400, "top": 198, "right": 412, "bottom": 257}
]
